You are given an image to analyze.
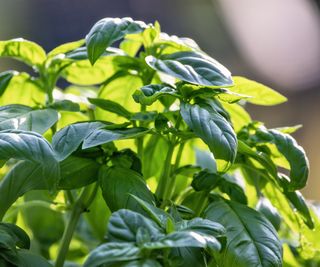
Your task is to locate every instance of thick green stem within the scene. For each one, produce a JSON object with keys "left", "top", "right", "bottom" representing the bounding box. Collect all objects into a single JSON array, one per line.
[
  {"left": 163, "top": 143, "right": 185, "bottom": 201},
  {"left": 193, "top": 191, "right": 209, "bottom": 217},
  {"left": 55, "top": 184, "right": 97, "bottom": 267},
  {"left": 155, "top": 144, "right": 175, "bottom": 206}
]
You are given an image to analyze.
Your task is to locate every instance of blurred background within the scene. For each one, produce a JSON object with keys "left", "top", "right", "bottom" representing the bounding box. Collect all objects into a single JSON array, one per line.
[{"left": 0, "top": 0, "right": 319, "bottom": 199}]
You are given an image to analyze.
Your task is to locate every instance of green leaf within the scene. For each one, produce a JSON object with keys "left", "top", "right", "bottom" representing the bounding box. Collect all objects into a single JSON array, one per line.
[
  {"left": 82, "top": 127, "right": 150, "bottom": 149},
  {"left": 180, "top": 102, "right": 237, "bottom": 172},
  {"left": 0, "top": 223, "right": 30, "bottom": 249},
  {"left": 52, "top": 121, "right": 106, "bottom": 161},
  {"left": 146, "top": 51, "right": 233, "bottom": 87},
  {"left": 59, "top": 156, "right": 101, "bottom": 189},
  {"left": 0, "top": 105, "right": 58, "bottom": 134},
  {"left": 86, "top": 17, "right": 148, "bottom": 64},
  {"left": 143, "top": 231, "right": 221, "bottom": 252},
  {"left": 49, "top": 100, "right": 80, "bottom": 112},
  {"left": 0, "top": 162, "right": 48, "bottom": 220},
  {"left": 121, "top": 259, "right": 162, "bottom": 267},
  {"left": 284, "top": 190, "right": 314, "bottom": 229},
  {"left": 175, "top": 218, "right": 226, "bottom": 242},
  {"left": 221, "top": 102, "right": 251, "bottom": 132},
  {"left": 204, "top": 198, "right": 282, "bottom": 267},
  {"left": 0, "top": 72, "right": 45, "bottom": 106},
  {"left": 107, "top": 209, "right": 163, "bottom": 243},
  {"left": 99, "top": 166, "right": 155, "bottom": 212},
  {"left": 256, "top": 128, "right": 309, "bottom": 190},
  {"left": 0, "top": 38, "right": 46, "bottom": 67},
  {"left": 231, "top": 76, "right": 287, "bottom": 106},
  {"left": 83, "top": 242, "right": 140, "bottom": 267},
  {"left": 256, "top": 197, "right": 281, "bottom": 231},
  {"left": 88, "top": 98, "right": 132, "bottom": 119},
  {"left": 192, "top": 170, "right": 221, "bottom": 191},
  {"left": 132, "top": 84, "right": 180, "bottom": 106},
  {"left": 0, "top": 130, "right": 59, "bottom": 189},
  {"left": 130, "top": 194, "right": 171, "bottom": 227},
  {"left": 22, "top": 191, "right": 64, "bottom": 246},
  {"left": 0, "top": 71, "right": 17, "bottom": 97},
  {"left": 17, "top": 250, "right": 53, "bottom": 267},
  {"left": 47, "top": 39, "right": 85, "bottom": 58}
]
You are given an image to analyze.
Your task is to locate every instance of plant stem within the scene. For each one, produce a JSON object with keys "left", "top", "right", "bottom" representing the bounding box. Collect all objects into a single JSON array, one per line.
[
  {"left": 55, "top": 184, "right": 97, "bottom": 267},
  {"left": 193, "top": 191, "right": 209, "bottom": 217},
  {"left": 155, "top": 144, "right": 175, "bottom": 206},
  {"left": 163, "top": 142, "right": 185, "bottom": 201}
]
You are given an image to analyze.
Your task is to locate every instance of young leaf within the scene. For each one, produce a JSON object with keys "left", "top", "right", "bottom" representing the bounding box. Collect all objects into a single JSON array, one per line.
[
  {"left": 86, "top": 17, "right": 148, "bottom": 64},
  {"left": 0, "top": 39, "right": 46, "bottom": 67},
  {"left": 83, "top": 243, "right": 140, "bottom": 267},
  {"left": 231, "top": 76, "right": 287, "bottom": 106},
  {"left": 88, "top": 98, "right": 132, "bottom": 119},
  {"left": 107, "top": 209, "right": 163, "bottom": 243},
  {"left": 146, "top": 51, "right": 233, "bottom": 87},
  {"left": 132, "top": 84, "right": 179, "bottom": 106},
  {"left": 99, "top": 166, "right": 155, "bottom": 212},
  {"left": 82, "top": 127, "right": 150, "bottom": 149},
  {"left": 0, "top": 223, "right": 30, "bottom": 249},
  {"left": 180, "top": 102, "right": 237, "bottom": 172},
  {"left": 0, "top": 71, "right": 17, "bottom": 97},
  {"left": 52, "top": 121, "right": 106, "bottom": 161},
  {"left": 204, "top": 198, "right": 283, "bottom": 267},
  {"left": 0, "top": 105, "right": 58, "bottom": 134}
]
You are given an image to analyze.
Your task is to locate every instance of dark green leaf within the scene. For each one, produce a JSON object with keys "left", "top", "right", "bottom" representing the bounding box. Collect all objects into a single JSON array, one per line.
[
  {"left": 143, "top": 231, "right": 221, "bottom": 252},
  {"left": 0, "top": 39, "right": 46, "bottom": 67},
  {"left": 99, "top": 166, "right": 154, "bottom": 212},
  {"left": 0, "top": 105, "right": 58, "bottom": 134},
  {"left": 256, "top": 197, "right": 281, "bottom": 231},
  {"left": 121, "top": 259, "right": 161, "bottom": 267},
  {"left": 0, "top": 130, "right": 59, "bottom": 189},
  {"left": 0, "top": 71, "right": 16, "bottom": 97},
  {"left": 82, "top": 127, "right": 150, "bottom": 149},
  {"left": 130, "top": 195, "right": 171, "bottom": 227},
  {"left": 181, "top": 102, "right": 237, "bottom": 172},
  {"left": 132, "top": 84, "right": 179, "bottom": 106},
  {"left": 204, "top": 198, "right": 282, "bottom": 267},
  {"left": 52, "top": 122, "right": 106, "bottom": 161},
  {"left": 49, "top": 100, "right": 80, "bottom": 112},
  {"left": 17, "top": 250, "right": 53, "bottom": 267},
  {"left": 59, "top": 156, "right": 101, "bottom": 189},
  {"left": 86, "top": 17, "right": 148, "bottom": 64},
  {"left": 88, "top": 98, "right": 132, "bottom": 119},
  {"left": 0, "top": 162, "right": 48, "bottom": 220},
  {"left": 284, "top": 190, "right": 314, "bottom": 229},
  {"left": 146, "top": 51, "right": 233, "bottom": 87},
  {"left": 0, "top": 223, "right": 30, "bottom": 249},
  {"left": 192, "top": 170, "right": 221, "bottom": 191},
  {"left": 83, "top": 242, "right": 140, "bottom": 267},
  {"left": 256, "top": 128, "right": 309, "bottom": 190},
  {"left": 107, "top": 209, "right": 163, "bottom": 243}
]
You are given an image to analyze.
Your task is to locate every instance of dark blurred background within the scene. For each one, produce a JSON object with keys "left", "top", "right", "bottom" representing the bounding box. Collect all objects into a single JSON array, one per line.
[{"left": 0, "top": 0, "right": 319, "bottom": 199}]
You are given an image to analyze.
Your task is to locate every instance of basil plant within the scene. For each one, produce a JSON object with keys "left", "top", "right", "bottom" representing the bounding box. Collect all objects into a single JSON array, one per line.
[{"left": 0, "top": 17, "right": 319, "bottom": 267}]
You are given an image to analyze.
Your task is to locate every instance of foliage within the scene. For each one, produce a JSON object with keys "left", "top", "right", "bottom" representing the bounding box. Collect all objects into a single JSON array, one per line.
[{"left": 0, "top": 17, "right": 319, "bottom": 267}]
